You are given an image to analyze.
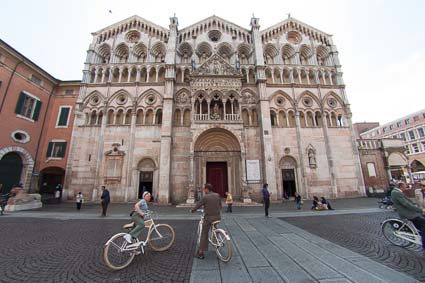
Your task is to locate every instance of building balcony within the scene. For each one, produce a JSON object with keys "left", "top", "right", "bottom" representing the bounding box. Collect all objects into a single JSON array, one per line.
[{"left": 193, "top": 113, "right": 241, "bottom": 123}]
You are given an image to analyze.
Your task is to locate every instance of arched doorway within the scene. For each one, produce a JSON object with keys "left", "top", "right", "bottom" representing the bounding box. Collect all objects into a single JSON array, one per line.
[
  {"left": 137, "top": 158, "right": 156, "bottom": 199},
  {"left": 0, "top": 153, "right": 23, "bottom": 194},
  {"left": 194, "top": 128, "right": 241, "bottom": 198},
  {"left": 39, "top": 167, "right": 65, "bottom": 195},
  {"left": 280, "top": 156, "right": 298, "bottom": 198}
]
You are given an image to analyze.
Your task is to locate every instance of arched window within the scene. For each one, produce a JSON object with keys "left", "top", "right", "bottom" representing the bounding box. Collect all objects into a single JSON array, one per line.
[
  {"left": 155, "top": 109, "right": 162, "bottom": 124},
  {"left": 242, "top": 109, "right": 249, "bottom": 126},
  {"left": 270, "top": 111, "right": 278, "bottom": 127},
  {"left": 115, "top": 110, "right": 124, "bottom": 125},
  {"left": 145, "top": 109, "right": 154, "bottom": 125},
  {"left": 287, "top": 111, "right": 295, "bottom": 127},
  {"left": 278, "top": 111, "right": 287, "bottom": 128},
  {"left": 136, "top": 109, "right": 144, "bottom": 124},
  {"left": 300, "top": 112, "right": 306, "bottom": 128},
  {"left": 107, "top": 110, "right": 114, "bottom": 124},
  {"left": 98, "top": 111, "right": 103, "bottom": 125},
  {"left": 251, "top": 109, "right": 258, "bottom": 126},
  {"left": 183, "top": 109, "right": 191, "bottom": 126},
  {"left": 90, "top": 111, "right": 97, "bottom": 125},
  {"left": 124, "top": 109, "right": 132, "bottom": 125},
  {"left": 174, "top": 109, "right": 181, "bottom": 126}
]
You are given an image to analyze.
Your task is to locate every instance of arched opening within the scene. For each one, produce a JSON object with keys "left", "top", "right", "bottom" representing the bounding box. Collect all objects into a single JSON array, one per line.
[
  {"left": 242, "top": 109, "right": 249, "bottom": 126},
  {"left": 194, "top": 128, "right": 241, "bottom": 198},
  {"left": 137, "top": 158, "right": 156, "bottom": 200},
  {"left": 174, "top": 109, "right": 181, "bottom": 126},
  {"left": 280, "top": 156, "right": 298, "bottom": 198},
  {"left": 0, "top": 152, "right": 23, "bottom": 194},
  {"left": 155, "top": 109, "right": 163, "bottom": 125},
  {"left": 183, "top": 109, "right": 191, "bottom": 126},
  {"left": 145, "top": 109, "right": 154, "bottom": 125},
  {"left": 136, "top": 109, "right": 144, "bottom": 124},
  {"left": 270, "top": 111, "right": 278, "bottom": 127},
  {"left": 124, "top": 110, "right": 132, "bottom": 125},
  {"left": 39, "top": 167, "right": 65, "bottom": 197},
  {"left": 115, "top": 109, "right": 124, "bottom": 125}
]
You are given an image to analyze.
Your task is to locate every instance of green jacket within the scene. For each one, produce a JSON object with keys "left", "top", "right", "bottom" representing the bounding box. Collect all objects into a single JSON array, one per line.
[{"left": 391, "top": 188, "right": 422, "bottom": 220}]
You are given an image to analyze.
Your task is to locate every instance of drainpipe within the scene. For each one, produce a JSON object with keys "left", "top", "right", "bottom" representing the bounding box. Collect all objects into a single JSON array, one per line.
[{"left": 0, "top": 60, "right": 24, "bottom": 112}]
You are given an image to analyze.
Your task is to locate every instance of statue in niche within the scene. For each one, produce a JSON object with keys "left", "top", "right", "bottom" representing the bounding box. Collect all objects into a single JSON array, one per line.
[
  {"left": 211, "top": 103, "right": 221, "bottom": 120},
  {"left": 212, "top": 59, "right": 220, "bottom": 74},
  {"left": 201, "top": 52, "right": 208, "bottom": 64},
  {"left": 308, "top": 148, "right": 317, "bottom": 169}
]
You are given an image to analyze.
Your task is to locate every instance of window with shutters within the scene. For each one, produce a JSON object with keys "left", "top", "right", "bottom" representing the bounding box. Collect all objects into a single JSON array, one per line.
[
  {"left": 15, "top": 91, "right": 42, "bottom": 121},
  {"left": 56, "top": 106, "right": 71, "bottom": 127},
  {"left": 46, "top": 141, "right": 67, "bottom": 158}
]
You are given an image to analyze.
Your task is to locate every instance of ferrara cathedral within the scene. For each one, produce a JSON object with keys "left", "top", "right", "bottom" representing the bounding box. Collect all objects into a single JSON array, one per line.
[{"left": 65, "top": 15, "right": 365, "bottom": 203}]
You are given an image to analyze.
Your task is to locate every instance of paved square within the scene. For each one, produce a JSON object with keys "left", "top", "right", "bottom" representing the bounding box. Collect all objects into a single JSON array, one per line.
[{"left": 0, "top": 218, "right": 197, "bottom": 283}]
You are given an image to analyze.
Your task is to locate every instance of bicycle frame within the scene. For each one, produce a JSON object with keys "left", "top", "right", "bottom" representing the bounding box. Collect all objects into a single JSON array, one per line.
[
  {"left": 393, "top": 220, "right": 422, "bottom": 246},
  {"left": 197, "top": 215, "right": 230, "bottom": 248},
  {"left": 105, "top": 216, "right": 165, "bottom": 254}
]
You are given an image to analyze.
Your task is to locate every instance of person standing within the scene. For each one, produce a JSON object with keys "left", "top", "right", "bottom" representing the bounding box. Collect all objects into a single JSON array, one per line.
[
  {"left": 100, "top": 186, "right": 110, "bottom": 216},
  {"left": 391, "top": 181, "right": 425, "bottom": 250},
  {"left": 415, "top": 181, "right": 425, "bottom": 209},
  {"left": 225, "top": 192, "right": 233, "bottom": 213},
  {"left": 191, "top": 183, "right": 221, "bottom": 259},
  {"left": 262, "top": 183, "right": 272, "bottom": 217},
  {"left": 76, "top": 192, "right": 84, "bottom": 210},
  {"left": 294, "top": 192, "right": 302, "bottom": 210},
  {"left": 55, "top": 184, "right": 63, "bottom": 204}
]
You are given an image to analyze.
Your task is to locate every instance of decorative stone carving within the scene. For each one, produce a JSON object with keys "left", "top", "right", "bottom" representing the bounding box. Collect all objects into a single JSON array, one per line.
[
  {"left": 192, "top": 53, "right": 240, "bottom": 77},
  {"left": 6, "top": 186, "right": 42, "bottom": 211},
  {"left": 307, "top": 145, "right": 317, "bottom": 169},
  {"left": 176, "top": 91, "right": 189, "bottom": 104}
]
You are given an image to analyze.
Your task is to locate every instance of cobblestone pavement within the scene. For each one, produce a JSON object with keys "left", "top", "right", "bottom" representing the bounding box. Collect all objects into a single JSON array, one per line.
[
  {"left": 0, "top": 218, "right": 197, "bottom": 283},
  {"left": 283, "top": 212, "right": 425, "bottom": 282}
]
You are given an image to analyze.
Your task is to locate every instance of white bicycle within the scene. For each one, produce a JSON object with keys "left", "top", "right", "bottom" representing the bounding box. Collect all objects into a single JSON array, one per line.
[
  {"left": 103, "top": 211, "right": 175, "bottom": 270},
  {"left": 381, "top": 218, "right": 422, "bottom": 248},
  {"left": 196, "top": 209, "right": 232, "bottom": 262}
]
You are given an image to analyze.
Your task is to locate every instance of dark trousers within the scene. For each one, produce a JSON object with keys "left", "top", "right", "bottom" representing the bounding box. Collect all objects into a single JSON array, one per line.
[
  {"left": 412, "top": 216, "right": 425, "bottom": 248},
  {"left": 76, "top": 202, "right": 82, "bottom": 210},
  {"left": 226, "top": 204, "right": 232, "bottom": 213},
  {"left": 264, "top": 198, "right": 270, "bottom": 216},
  {"left": 199, "top": 215, "right": 220, "bottom": 253},
  {"left": 101, "top": 201, "right": 109, "bottom": 216}
]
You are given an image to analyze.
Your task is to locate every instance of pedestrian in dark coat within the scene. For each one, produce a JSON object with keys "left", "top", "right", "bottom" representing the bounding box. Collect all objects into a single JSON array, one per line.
[{"left": 100, "top": 186, "right": 110, "bottom": 216}]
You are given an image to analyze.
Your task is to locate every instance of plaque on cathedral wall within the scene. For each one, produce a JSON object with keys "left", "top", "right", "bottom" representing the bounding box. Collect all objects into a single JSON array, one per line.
[
  {"left": 246, "top": 160, "right": 261, "bottom": 183},
  {"left": 191, "top": 78, "right": 242, "bottom": 91}
]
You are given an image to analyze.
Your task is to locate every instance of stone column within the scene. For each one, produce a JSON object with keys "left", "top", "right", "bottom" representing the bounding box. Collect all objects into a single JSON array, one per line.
[
  {"left": 320, "top": 107, "right": 338, "bottom": 198},
  {"left": 294, "top": 108, "right": 307, "bottom": 198},
  {"left": 125, "top": 103, "right": 137, "bottom": 202},
  {"left": 250, "top": 16, "right": 278, "bottom": 199},
  {"left": 157, "top": 16, "right": 178, "bottom": 204},
  {"left": 136, "top": 67, "right": 141, "bottom": 82},
  {"left": 93, "top": 101, "right": 108, "bottom": 201}
]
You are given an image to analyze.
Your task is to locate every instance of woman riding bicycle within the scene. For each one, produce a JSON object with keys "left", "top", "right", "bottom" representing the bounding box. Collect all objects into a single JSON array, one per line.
[{"left": 124, "top": 191, "right": 151, "bottom": 244}]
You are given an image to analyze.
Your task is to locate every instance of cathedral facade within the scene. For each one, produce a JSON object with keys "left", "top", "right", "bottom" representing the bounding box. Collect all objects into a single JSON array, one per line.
[{"left": 65, "top": 15, "right": 365, "bottom": 204}]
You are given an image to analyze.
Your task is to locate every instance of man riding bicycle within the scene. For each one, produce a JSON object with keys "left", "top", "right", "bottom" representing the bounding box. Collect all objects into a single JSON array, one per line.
[
  {"left": 191, "top": 183, "right": 221, "bottom": 259},
  {"left": 391, "top": 181, "right": 425, "bottom": 250}
]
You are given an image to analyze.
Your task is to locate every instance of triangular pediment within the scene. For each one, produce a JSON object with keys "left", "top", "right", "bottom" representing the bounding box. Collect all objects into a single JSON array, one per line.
[{"left": 192, "top": 53, "right": 241, "bottom": 77}]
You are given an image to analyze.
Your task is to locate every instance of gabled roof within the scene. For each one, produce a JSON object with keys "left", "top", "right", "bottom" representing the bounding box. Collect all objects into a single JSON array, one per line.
[
  {"left": 179, "top": 15, "right": 250, "bottom": 34},
  {"left": 92, "top": 15, "right": 168, "bottom": 36},
  {"left": 260, "top": 16, "right": 332, "bottom": 44}
]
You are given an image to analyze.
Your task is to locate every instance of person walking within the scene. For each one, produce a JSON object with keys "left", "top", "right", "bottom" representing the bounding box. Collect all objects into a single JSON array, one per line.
[
  {"left": 100, "top": 186, "right": 110, "bottom": 216},
  {"left": 294, "top": 192, "right": 302, "bottom": 210},
  {"left": 392, "top": 181, "right": 425, "bottom": 250},
  {"left": 262, "top": 183, "right": 272, "bottom": 217},
  {"left": 225, "top": 192, "right": 233, "bottom": 213},
  {"left": 76, "top": 192, "right": 84, "bottom": 210},
  {"left": 191, "top": 183, "right": 221, "bottom": 259}
]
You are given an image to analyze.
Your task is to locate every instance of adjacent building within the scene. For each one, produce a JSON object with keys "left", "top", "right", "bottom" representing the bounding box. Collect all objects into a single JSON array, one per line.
[
  {"left": 360, "top": 109, "right": 425, "bottom": 173},
  {"left": 0, "top": 39, "right": 78, "bottom": 195},
  {"left": 64, "top": 15, "right": 364, "bottom": 204}
]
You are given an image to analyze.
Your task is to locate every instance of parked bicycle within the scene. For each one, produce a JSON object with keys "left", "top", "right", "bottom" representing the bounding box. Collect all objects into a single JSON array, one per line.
[
  {"left": 196, "top": 209, "right": 232, "bottom": 262},
  {"left": 381, "top": 218, "right": 423, "bottom": 248},
  {"left": 0, "top": 193, "right": 10, "bottom": 216},
  {"left": 103, "top": 211, "right": 175, "bottom": 270}
]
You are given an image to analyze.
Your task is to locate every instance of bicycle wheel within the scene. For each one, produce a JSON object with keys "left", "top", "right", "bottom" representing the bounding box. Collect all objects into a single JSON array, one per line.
[
  {"left": 213, "top": 230, "right": 232, "bottom": 262},
  {"left": 381, "top": 219, "right": 413, "bottom": 247},
  {"left": 103, "top": 233, "right": 136, "bottom": 270},
  {"left": 148, "top": 224, "right": 175, "bottom": 251}
]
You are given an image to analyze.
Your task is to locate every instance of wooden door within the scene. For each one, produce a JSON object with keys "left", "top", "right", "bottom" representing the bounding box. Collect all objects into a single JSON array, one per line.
[{"left": 206, "top": 162, "right": 228, "bottom": 197}]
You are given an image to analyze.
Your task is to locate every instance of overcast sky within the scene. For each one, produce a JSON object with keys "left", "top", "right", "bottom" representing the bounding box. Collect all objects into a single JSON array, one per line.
[{"left": 1, "top": 0, "right": 424, "bottom": 124}]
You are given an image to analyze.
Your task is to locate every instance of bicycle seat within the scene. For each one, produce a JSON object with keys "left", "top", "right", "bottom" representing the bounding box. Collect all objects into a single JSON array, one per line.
[
  {"left": 123, "top": 222, "right": 135, "bottom": 229},
  {"left": 211, "top": 220, "right": 220, "bottom": 228}
]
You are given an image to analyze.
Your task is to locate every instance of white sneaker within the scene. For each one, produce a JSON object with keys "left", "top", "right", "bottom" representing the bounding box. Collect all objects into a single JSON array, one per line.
[{"left": 123, "top": 233, "right": 132, "bottom": 244}]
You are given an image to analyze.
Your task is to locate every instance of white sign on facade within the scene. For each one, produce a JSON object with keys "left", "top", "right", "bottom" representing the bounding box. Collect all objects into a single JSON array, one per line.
[{"left": 246, "top": 160, "right": 261, "bottom": 182}]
